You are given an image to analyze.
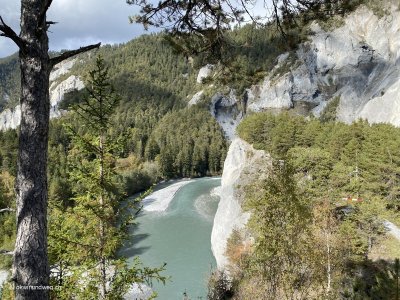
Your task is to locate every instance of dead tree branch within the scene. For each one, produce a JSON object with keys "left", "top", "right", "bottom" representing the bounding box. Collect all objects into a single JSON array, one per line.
[
  {"left": 50, "top": 43, "right": 101, "bottom": 67},
  {"left": 0, "top": 249, "right": 13, "bottom": 255},
  {"left": 38, "top": 0, "right": 54, "bottom": 28},
  {"left": 0, "top": 16, "right": 25, "bottom": 50}
]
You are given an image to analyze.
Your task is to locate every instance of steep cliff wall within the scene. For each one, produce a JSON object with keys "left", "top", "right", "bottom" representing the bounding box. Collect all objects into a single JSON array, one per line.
[
  {"left": 248, "top": 4, "right": 400, "bottom": 123},
  {"left": 0, "top": 59, "right": 84, "bottom": 131},
  {"left": 211, "top": 3, "right": 400, "bottom": 269},
  {"left": 211, "top": 138, "right": 270, "bottom": 269},
  {"left": 200, "top": 3, "right": 400, "bottom": 140}
]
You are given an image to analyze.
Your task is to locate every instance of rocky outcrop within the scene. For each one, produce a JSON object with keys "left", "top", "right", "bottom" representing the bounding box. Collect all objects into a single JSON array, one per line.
[
  {"left": 0, "top": 60, "right": 84, "bottom": 131},
  {"left": 248, "top": 4, "right": 400, "bottom": 125},
  {"left": 188, "top": 90, "right": 204, "bottom": 106},
  {"left": 49, "top": 58, "right": 77, "bottom": 82},
  {"left": 49, "top": 75, "right": 84, "bottom": 107},
  {"left": 384, "top": 220, "right": 400, "bottom": 241},
  {"left": 0, "top": 107, "right": 21, "bottom": 130},
  {"left": 194, "top": 3, "right": 400, "bottom": 140},
  {"left": 209, "top": 90, "right": 243, "bottom": 140},
  {"left": 211, "top": 138, "right": 270, "bottom": 269},
  {"left": 197, "top": 64, "right": 214, "bottom": 83},
  {"left": 124, "top": 283, "right": 153, "bottom": 300},
  {"left": 0, "top": 270, "right": 8, "bottom": 290}
]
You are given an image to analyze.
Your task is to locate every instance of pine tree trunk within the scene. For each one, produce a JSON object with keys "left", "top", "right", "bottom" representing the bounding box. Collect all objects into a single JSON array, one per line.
[
  {"left": 99, "top": 133, "right": 106, "bottom": 299},
  {"left": 13, "top": 1, "right": 50, "bottom": 299},
  {"left": 325, "top": 229, "right": 331, "bottom": 294}
]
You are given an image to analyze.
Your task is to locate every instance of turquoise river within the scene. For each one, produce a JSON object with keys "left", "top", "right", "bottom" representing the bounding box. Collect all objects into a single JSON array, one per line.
[{"left": 123, "top": 177, "right": 221, "bottom": 299}]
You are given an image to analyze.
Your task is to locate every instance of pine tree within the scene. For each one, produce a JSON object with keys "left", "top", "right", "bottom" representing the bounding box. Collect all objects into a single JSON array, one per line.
[
  {"left": 48, "top": 57, "right": 164, "bottom": 299},
  {"left": 1, "top": 3, "right": 100, "bottom": 297},
  {"left": 243, "top": 162, "right": 321, "bottom": 299}
]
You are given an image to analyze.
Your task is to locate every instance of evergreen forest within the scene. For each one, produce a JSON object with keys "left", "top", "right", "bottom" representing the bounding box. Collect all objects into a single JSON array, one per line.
[
  {"left": 209, "top": 112, "right": 400, "bottom": 299},
  {"left": 1, "top": 0, "right": 399, "bottom": 297}
]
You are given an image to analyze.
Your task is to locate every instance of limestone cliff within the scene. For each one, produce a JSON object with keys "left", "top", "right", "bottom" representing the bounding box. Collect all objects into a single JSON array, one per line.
[
  {"left": 199, "top": 3, "right": 400, "bottom": 139},
  {"left": 211, "top": 138, "right": 270, "bottom": 269},
  {"left": 0, "top": 59, "right": 84, "bottom": 131},
  {"left": 211, "top": 3, "right": 400, "bottom": 269}
]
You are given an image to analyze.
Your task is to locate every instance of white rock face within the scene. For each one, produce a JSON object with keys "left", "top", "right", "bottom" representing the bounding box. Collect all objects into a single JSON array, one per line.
[
  {"left": 0, "top": 60, "right": 84, "bottom": 131},
  {"left": 384, "top": 220, "right": 400, "bottom": 241},
  {"left": 190, "top": 5, "right": 400, "bottom": 141},
  {"left": 0, "top": 107, "right": 21, "bottom": 130},
  {"left": 197, "top": 64, "right": 214, "bottom": 83},
  {"left": 247, "top": 4, "right": 400, "bottom": 125},
  {"left": 124, "top": 283, "right": 153, "bottom": 300},
  {"left": 49, "top": 59, "right": 77, "bottom": 82},
  {"left": 0, "top": 270, "right": 8, "bottom": 290},
  {"left": 209, "top": 90, "right": 243, "bottom": 140},
  {"left": 247, "top": 73, "right": 293, "bottom": 111},
  {"left": 49, "top": 75, "right": 84, "bottom": 107},
  {"left": 188, "top": 90, "right": 204, "bottom": 106},
  {"left": 211, "top": 138, "right": 270, "bottom": 269},
  {"left": 314, "top": 5, "right": 400, "bottom": 124}
]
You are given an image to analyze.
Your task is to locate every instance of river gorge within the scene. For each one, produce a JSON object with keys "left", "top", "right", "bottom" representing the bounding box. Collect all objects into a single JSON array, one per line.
[{"left": 122, "top": 177, "right": 221, "bottom": 299}]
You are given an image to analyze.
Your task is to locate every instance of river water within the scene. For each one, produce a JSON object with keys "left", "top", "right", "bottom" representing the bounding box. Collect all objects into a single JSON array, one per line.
[{"left": 123, "top": 177, "right": 221, "bottom": 299}]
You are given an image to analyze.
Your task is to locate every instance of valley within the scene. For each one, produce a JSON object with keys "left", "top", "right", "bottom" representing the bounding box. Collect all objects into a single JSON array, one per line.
[{"left": 1, "top": 0, "right": 400, "bottom": 298}]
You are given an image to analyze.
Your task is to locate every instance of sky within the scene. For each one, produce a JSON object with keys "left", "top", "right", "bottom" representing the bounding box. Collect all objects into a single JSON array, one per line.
[
  {"left": 0, "top": 0, "right": 148, "bottom": 58},
  {"left": 0, "top": 0, "right": 273, "bottom": 58}
]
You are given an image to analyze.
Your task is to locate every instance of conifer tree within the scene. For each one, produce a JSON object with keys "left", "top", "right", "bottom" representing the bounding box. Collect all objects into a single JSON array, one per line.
[
  {"left": 243, "top": 162, "right": 321, "bottom": 299},
  {"left": 48, "top": 57, "right": 164, "bottom": 299},
  {"left": 0, "top": 2, "right": 100, "bottom": 297}
]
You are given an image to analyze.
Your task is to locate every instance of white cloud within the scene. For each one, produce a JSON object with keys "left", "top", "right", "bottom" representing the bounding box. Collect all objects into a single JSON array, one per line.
[{"left": 0, "top": 0, "right": 146, "bottom": 58}]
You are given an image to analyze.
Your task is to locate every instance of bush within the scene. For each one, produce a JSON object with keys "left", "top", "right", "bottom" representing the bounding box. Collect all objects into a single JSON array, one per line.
[{"left": 207, "top": 270, "right": 234, "bottom": 300}]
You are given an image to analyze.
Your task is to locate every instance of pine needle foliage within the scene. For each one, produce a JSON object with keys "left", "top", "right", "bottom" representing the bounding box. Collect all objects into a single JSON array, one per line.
[{"left": 48, "top": 57, "right": 165, "bottom": 299}]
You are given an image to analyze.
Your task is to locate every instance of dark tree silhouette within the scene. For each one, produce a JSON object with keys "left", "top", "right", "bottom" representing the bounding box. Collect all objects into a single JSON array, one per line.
[{"left": 127, "top": 0, "right": 342, "bottom": 57}]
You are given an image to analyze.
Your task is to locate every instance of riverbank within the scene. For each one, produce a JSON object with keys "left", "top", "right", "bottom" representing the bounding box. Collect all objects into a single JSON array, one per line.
[{"left": 142, "top": 179, "right": 195, "bottom": 212}]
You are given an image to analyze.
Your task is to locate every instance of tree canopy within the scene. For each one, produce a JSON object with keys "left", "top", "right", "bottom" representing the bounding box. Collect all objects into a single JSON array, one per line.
[{"left": 128, "top": 0, "right": 363, "bottom": 58}]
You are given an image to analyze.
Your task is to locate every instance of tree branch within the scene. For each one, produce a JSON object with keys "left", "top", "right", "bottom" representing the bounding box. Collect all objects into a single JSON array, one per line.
[
  {"left": 50, "top": 43, "right": 101, "bottom": 67},
  {"left": 0, "top": 208, "right": 14, "bottom": 213},
  {"left": 0, "top": 249, "right": 13, "bottom": 255},
  {"left": 38, "top": 0, "right": 54, "bottom": 28},
  {"left": 48, "top": 234, "right": 97, "bottom": 250},
  {"left": 0, "top": 16, "right": 25, "bottom": 50}
]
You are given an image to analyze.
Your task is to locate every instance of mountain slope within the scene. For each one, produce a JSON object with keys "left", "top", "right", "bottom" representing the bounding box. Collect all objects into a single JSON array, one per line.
[{"left": 196, "top": 1, "right": 400, "bottom": 139}]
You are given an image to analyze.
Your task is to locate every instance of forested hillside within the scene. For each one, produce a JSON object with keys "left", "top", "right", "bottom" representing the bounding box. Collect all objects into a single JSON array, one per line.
[
  {"left": 0, "top": 23, "right": 297, "bottom": 194},
  {"left": 212, "top": 112, "right": 400, "bottom": 299},
  {"left": 0, "top": 54, "right": 19, "bottom": 111},
  {"left": 0, "top": 33, "right": 229, "bottom": 277}
]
